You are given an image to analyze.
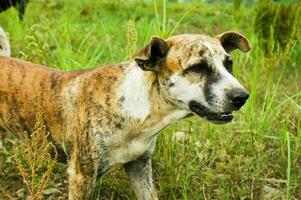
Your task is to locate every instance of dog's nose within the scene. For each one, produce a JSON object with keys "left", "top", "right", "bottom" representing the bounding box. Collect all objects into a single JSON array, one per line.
[{"left": 227, "top": 88, "right": 249, "bottom": 109}]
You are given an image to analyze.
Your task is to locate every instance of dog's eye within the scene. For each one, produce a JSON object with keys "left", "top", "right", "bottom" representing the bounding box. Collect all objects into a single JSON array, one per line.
[
  {"left": 223, "top": 56, "right": 233, "bottom": 73},
  {"left": 184, "top": 62, "right": 211, "bottom": 75}
]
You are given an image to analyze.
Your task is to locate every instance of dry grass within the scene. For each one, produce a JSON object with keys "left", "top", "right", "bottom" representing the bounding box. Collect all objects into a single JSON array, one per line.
[
  {"left": 127, "top": 20, "right": 138, "bottom": 59},
  {"left": 0, "top": 101, "right": 58, "bottom": 200},
  {"left": 0, "top": 186, "right": 14, "bottom": 200}
]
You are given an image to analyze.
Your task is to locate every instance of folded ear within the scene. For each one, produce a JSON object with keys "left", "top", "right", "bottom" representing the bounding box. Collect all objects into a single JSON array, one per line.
[
  {"left": 135, "top": 36, "right": 168, "bottom": 72},
  {"left": 216, "top": 31, "right": 251, "bottom": 53}
]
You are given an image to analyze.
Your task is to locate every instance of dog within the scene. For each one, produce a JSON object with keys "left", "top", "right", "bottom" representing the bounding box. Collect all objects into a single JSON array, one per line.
[
  {"left": 0, "top": 27, "right": 10, "bottom": 57},
  {"left": 0, "top": 0, "right": 29, "bottom": 20},
  {"left": 0, "top": 31, "right": 250, "bottom": 200},
  {"left": 0, "top": 26, "right": 10, "bottom": 149}
]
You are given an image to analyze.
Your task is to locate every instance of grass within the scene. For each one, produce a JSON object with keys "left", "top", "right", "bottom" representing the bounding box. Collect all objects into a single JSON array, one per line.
[{"left": 0, "top": 0, "right": 300, "bottom": 199}]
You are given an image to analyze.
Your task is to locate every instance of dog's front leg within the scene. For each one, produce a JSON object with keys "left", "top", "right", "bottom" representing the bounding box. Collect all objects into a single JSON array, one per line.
[
  {"left": 124, "top": 153, "right": 158, "bottom": 200},
  {"left": 67, "top": 160, "right": 95, "bottom": 200}
]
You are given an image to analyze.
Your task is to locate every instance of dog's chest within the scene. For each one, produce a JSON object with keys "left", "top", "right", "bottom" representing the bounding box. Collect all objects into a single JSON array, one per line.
[
  {"left": 113, "top": 137, "right": 155, "bottom": 164},
  {"left": 109, "top": 110, "right": 189, "bottom": 164}
]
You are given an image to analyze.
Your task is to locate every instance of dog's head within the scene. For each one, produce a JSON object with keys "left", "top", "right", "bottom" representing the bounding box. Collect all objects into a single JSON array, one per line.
[{"left": 135, "top": 32, "right": 251, "bottom": 124}]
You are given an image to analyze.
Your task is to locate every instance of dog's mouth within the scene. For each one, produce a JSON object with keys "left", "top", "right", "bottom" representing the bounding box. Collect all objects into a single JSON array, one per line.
[{"left": 188, "top": 101, "right": 233, "bottom": 124}]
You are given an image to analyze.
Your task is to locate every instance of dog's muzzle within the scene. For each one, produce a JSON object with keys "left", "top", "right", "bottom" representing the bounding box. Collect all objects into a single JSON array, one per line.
[
  {"left": 227, "top": 88, "right": 249, "bottom": 110},
  {"left": 188, "top": 101, "right": 233, "bottom": 124}
]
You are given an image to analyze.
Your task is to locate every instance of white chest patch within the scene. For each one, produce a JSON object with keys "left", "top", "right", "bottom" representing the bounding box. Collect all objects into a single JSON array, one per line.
[
  {"left": 142, "top": 110, "right": 190, "bottom": 137},
  {"left": 118, "top": 64, "right": 151, "bottom": 120},
  {"left": 115, "top": 138, "right": 153, "bottom": 164}
]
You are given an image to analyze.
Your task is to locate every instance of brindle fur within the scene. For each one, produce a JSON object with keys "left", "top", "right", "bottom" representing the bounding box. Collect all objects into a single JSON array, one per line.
[{"left": 0, "top": 31, "right": 251, "bottom": 200}]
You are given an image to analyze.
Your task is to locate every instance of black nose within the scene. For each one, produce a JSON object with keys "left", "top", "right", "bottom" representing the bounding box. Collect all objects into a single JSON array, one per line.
[{"left": 227, "top": 88, "right": 249, "bottom": 109}]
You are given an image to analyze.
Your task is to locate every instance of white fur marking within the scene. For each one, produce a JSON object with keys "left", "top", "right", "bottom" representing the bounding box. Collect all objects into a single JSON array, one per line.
[
  {"left": 112, "top": 110, "right": 189, "bottom": 164},
  {"left": 0, "top": 27, "right": 10, "bottom": 57},
  {"left": 118, "top": 64, "right": 150, "bottom": 120},
  {"left": 142, "top": 110, "right": 189, "bottom": 137},
  {"left": 67, "top": 163, "right": 76, "bottom": 176},
  {"left": 203, "top": 41, "right": 214, "bottom": 54},
  {"left": 211, "top": 54, "right": 246, "bottom": 105},
  {"left": 169, "top": 74, "right": 207, "bottom": 107}
]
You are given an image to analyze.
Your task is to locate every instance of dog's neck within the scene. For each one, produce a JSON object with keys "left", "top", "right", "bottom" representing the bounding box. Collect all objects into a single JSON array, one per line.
[{"left": 118, "top": 62, "right": 189, "bottom": 138}]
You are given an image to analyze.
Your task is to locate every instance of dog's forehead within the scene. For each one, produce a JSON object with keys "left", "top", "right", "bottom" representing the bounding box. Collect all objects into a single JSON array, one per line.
[
  {"left": 164, "top": 34, "right": 226, "bottom": 72},
  {"left": 166, "top": 34, "right": 224, "bottom": 53}
]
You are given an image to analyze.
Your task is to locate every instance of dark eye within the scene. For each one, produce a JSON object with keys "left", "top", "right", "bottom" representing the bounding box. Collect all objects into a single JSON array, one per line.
[
  {"left": 184, "top": 61, "right": 211, "bottom": 75},
  {"left": 223, "top": 56, "right": 233, "bottom": 73}
]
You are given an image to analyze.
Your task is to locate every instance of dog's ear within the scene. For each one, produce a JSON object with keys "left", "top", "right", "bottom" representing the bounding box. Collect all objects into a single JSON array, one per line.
[
  {"left": 135, "top": 36, "right": 168, "bottom": 72},
  {"left": 216, "top": 31, "right": 251, "bottom": 53}
]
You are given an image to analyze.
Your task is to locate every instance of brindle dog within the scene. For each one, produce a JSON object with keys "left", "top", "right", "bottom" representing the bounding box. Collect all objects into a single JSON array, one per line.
[{"left": 0, "top": 31, "right": 251, "bottom": 200}]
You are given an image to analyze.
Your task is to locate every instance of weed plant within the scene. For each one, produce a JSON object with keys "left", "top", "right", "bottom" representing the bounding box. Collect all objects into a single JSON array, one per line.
[{"left": 12, "top": 104, "right": 57, "bottom": 200}]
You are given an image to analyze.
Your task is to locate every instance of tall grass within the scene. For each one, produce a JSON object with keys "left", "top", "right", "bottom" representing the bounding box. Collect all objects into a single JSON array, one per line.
[
  {"left": 126, "top": 20, "right": 138, "bottom": 59},
  {"left": 286, "top": 131, "right": 291, "bottom": 199},
  {"left": 254, "top": 0, "right": 301, "bottom": 56}
]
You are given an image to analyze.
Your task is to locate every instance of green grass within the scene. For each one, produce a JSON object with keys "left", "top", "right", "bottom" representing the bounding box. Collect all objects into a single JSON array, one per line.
[{"left": 0, "top": 0, "right": 300, "bottom": 199}]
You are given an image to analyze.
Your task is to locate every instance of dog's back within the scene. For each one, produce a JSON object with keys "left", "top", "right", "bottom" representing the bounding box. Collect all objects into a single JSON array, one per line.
[
  {"left": 0, "top": 27, "right": 10, "bottom": 57},
  {"left": 0, "top": 28, "right": 68, "bottom": 136}
]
